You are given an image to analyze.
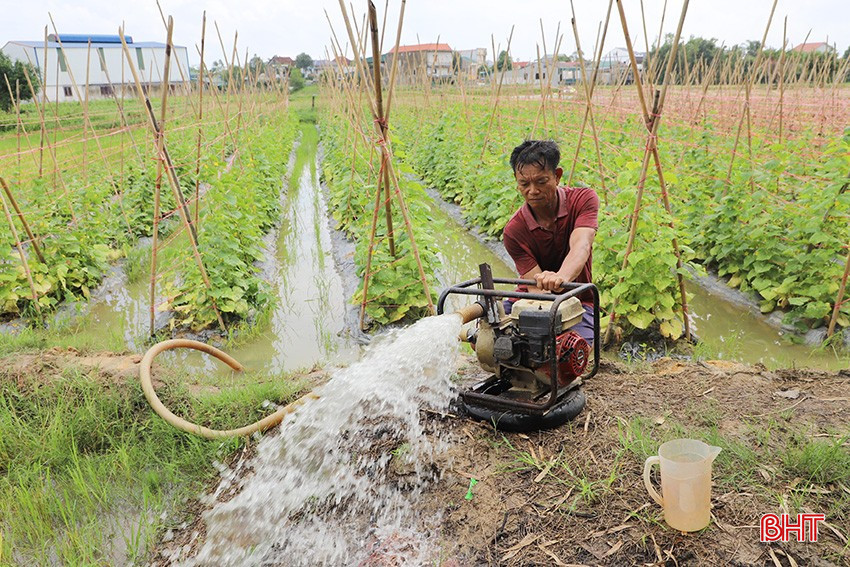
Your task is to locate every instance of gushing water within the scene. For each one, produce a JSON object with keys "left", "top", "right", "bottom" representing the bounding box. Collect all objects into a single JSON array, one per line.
[{"left": 185, "top": 313, "right": 464, "bottom": 566}]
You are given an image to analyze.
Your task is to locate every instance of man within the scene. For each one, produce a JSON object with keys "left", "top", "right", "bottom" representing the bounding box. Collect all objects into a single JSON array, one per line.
[{"left": 503, "top": 140, "right": 599, "bottom": 346}]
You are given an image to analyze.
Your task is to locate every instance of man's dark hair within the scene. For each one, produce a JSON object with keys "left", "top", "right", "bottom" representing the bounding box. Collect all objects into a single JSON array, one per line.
[{"left": 510, "top": 140, "right": 560, "bottom": 174}]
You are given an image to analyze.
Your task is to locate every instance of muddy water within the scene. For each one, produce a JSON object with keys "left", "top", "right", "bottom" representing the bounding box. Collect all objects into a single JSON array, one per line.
[
  {"left": 84, "top": 126, "right": 359, "bottom": 375},
  {"left": 182, "top": 314, "right": 462, "bottom": 566},
  {"left": 74, "top": 127, "right": 846, "bottom": 373},
  {"left": 687, "top": 284, "right": 847, "bottom": 370}
]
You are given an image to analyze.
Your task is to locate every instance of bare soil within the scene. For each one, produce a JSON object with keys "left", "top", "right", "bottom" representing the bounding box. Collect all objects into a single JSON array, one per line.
[
  {"left": 16, "top": 348, "right": 846, "bottom": 566},
  {"left": 151, "top": 354, "right": 850, "bottom": 567},
  {"left": 428, "top": 357, "right": 850, "bottom": 567}
]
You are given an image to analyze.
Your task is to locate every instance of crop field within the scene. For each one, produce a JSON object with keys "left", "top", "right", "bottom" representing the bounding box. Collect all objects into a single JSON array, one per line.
[
  {"left": 319, "top": 63, "right": 850, "bottom": 345},
  {"left": 2, "top": 42, "right": 848, "bottom": 347},
  {"left": 0, "top": 2, "right": 849, "bottom": 565},
  {"left": 0, "top": 78, "right": 297, "bottom": 334}
]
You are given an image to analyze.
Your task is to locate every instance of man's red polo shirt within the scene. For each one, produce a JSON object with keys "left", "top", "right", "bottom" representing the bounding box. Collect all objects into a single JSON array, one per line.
[{"left": 503, "top": 185, "right": 599, "bottom": 303}]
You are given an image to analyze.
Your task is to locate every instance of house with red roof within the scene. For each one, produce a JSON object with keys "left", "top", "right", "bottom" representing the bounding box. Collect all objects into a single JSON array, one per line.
[{"left": 791, "top": 42, "right": 833, "bottom": 54}]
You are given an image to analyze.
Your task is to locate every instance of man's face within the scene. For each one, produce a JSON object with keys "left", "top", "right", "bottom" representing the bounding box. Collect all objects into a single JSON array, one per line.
[{"left": 515, "top": 163, "right": 563, "bottom": 211}]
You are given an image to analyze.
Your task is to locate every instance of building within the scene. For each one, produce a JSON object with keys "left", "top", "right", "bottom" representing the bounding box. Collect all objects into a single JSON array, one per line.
[
  {"left": 269, "top": 55, "right": 295, "bottom": 68},
  {"left": 455, "top": 47, "right": 487, "bottom": 78},
  {"left": 499, "top": 59, "right": 584, "bottom": 87},
  {"left": 1, "top": 34, "right": 190, "bottom": 103},
  {"left": 386, "top": 43, "right": 453, "bottom": 83},
  {"left": 594, "top": 48, "right": 644, "bottom": 85},
  {"left": 312, "top": 57, "right": 353, "bottom": 81},
  {"left": 791, "top": 42, "right": 833, "bottom": 54}
]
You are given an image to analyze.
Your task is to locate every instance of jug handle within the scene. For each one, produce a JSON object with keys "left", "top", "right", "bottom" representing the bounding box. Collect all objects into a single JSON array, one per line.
[{"left": 643, "top": 456, "right": 663, "bottom": 507}]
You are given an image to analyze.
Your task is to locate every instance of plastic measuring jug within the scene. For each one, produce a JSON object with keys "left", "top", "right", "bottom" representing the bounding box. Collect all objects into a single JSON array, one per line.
[{"left": 643, "top": 439, "right": 722, "bottom": 532}]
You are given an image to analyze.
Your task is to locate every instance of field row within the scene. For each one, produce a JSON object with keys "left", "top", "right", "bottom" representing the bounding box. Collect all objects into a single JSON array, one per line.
[
  {"left": 0, "top": 94, "right": 297, "bottom": 333},
  {"left": 386, "top": 91, "right": 849, "bottom": 339}
]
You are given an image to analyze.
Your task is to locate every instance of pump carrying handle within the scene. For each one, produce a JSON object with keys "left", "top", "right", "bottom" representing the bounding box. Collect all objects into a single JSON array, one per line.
[{"left": 437, "top": 267, "right": 600, "bottom": 415}]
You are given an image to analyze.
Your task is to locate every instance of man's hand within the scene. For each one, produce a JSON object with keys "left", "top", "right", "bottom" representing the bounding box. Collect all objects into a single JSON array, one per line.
[{"left": 534, "top": 270, "right": 566, "bottom": 292}]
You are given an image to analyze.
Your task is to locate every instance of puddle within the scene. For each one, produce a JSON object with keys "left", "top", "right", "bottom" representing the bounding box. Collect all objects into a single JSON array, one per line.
[
  {"left": 17, "top": 126, "right": 847, "bottom": 374},
  {"left": 82, "top": 125, "right": 359, "bottom": 375}
]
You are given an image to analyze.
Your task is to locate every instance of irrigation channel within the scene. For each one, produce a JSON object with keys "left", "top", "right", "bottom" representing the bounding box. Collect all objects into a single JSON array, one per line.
[{"left": 57, "top": 124, "right": 846, "bottom": 373}]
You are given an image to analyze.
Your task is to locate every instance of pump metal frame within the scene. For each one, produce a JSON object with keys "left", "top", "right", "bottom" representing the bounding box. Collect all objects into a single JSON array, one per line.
[{"left": 438, "top": 274, "right": 599, "bottom": 416}]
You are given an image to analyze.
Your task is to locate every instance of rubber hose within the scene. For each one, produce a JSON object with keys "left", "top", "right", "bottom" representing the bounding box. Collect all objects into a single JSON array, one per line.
[{"left": 139, "top": 338, "right": 319, "bottom": 439}]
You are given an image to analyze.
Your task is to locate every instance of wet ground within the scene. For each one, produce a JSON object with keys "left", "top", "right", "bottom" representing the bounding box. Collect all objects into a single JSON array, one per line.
[
  {"left": 148, "top": 353, "right": 850, "bottom": 566},
  {"left": 9, "top": 122, "right": 845, "bottom": 376}
]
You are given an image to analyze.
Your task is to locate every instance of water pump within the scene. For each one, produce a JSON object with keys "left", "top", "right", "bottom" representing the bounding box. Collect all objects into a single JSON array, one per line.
[{"left": 439, "top": 263, "right": 599, "bottom": 431}]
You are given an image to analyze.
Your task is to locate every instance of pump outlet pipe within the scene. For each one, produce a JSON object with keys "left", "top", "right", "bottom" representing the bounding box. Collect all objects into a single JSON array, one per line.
[
  {"left": 139, "top": 339, "right": 319, "bottom": 439},
  {"left": 139, "top": 308, "right": 487, "bottom": 439}
]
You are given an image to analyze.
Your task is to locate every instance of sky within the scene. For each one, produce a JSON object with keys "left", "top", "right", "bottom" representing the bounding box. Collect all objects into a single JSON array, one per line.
[{"left": 2, "top": 0, "right": 847, "bottom": 67}]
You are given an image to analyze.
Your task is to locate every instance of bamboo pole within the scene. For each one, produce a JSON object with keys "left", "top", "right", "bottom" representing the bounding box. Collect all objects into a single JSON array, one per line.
[
  {"left": 334, "top": 0, "right": 434, "bottom": 326},
  {"left": 194, "top": 11, "right": 207, "bottom": 227},
  {"left": 49, "top": 15, "right": 127, "bottom": 224},
  {"left": 14, "top": 79, "right": 21, "bottom": 175},
  {"left": 605, "top": 0, "right": 690, "bottom": 344},
  {"left": 119, "top": 26, "right": 226, "bottom": 332},
  {"left": 215, "top": 23, "right": 236, "bottom": 159},
  {"left": 83, "top": 40, "right": 91, "bottom": 186},
  {"left": 827, "top": 246, "right": 850, "bottom": 339},
  {"left": 40, "top": 27, "right": 47, "bottom": 179},
  {"left": 534, "top": 44, "right": 547, "bottom": 136},
  {"left": 368, "top": 1, "right": 395, "bottom": 259},
  {"left": 775, "top": 27, "right": 787, "bottom": 144},
  {"left": 4, "top": 75, "right": 39, "bottom": 174},
  {"left": 616, "top": 3, "right": 692, "bottom": 342},
  {"left": 149, "top": 16, "right": 174, "bottom": 336},
  {"left": 647, "top": 0, "right": 668, "bottom": 89},
  {"left": 0, "top": 177, "right": 45, "bottom": 264},
  {"left": 567, "top": 0, "right": 613, "bottom": 189},
  {"left": 480, "top": 26, "right": 514, "bottom": 160},
  {"left": 568, "top": 1, "right": 608, "bottom": 198},
  {"left": 722, "top": 0, "right": 777, "bottom": 197},
  {"left": 193, "top": 45, "right": 238, "bottom": 155},
  {"left": 639, "top": 0, "right": 654, "bottom": 93},
  {"left": 52, "top": 32, "right": 59, "bottom": 193},
  {"left": 691, "top": 48, "right": 722, "bottom": 123},
  {"left": 156, "top": 0, "right": 198, "bottom": 109},
  {"left": 96, "top": 40, "right": 144, "bottom": 166},
  {"left": 17, "top": 63, "right": 77, "bottom": 221},
  {"left": 0, "top": 184, "right": 41, "bottom": 317}
]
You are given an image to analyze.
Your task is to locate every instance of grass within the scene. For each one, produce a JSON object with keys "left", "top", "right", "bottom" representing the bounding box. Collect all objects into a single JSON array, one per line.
[
  {"left": 783, "top": 434, "right": 850, "bottom": 485},
  {"left": 0, "top": 356, "right": 310, "bottom": 565},
  {"left": 547, "top": 411, "right": 850, "bottom": 526},
  {"left": 0, "top": 313, "right": 128, "bottom": 356}
]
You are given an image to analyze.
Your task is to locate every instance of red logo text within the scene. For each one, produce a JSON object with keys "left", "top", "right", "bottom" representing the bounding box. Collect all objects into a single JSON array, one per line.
[{"left": 760, "top": 513, "right": 825, "bottom": 542}]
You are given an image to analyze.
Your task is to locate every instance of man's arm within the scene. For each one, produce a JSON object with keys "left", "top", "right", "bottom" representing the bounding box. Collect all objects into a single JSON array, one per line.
[{"left": 523, "top": 227, "right": 596, "bottom": 292}]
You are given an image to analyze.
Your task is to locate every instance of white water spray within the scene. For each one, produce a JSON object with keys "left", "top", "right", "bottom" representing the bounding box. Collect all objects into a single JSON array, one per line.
[{"left": 184, "top": 313, "right": 463, "bottom": 566}]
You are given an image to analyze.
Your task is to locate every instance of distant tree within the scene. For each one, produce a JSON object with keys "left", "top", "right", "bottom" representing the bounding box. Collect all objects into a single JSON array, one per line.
[
  {"left": 0, "top": 52, "right": 37, "bottom": 112},
  {"left": 496, "top": 50, "right": 512, "bottom": 71},
  {"left": 743, "top": 40, "right": 761, "bottom": 59},
  {"left": 295, "top": 53, "right": 312, "bottom": 70},
  {"left": 844, "top": 45, "right": 850, "bottom": 59},
  {"left": 248, "top": 54, "right": 264, "bottom": 74},
  {"left": 452, "top": 51, "right": 463, "bottom": 75},
  {"left": 289, "top": 67, "right": 305, "bottom": 92},
  {"left": 557, "top": 54, "right": 572, "bottom": 62}
]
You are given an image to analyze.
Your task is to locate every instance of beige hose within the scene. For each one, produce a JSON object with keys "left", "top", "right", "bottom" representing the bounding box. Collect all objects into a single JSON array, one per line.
[{"left": 139, "top": 339, "right": 319, "bottom": 439}]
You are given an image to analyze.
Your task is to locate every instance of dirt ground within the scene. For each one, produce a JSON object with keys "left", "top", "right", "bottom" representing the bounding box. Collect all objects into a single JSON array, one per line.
[
  {"left": 425, "top": 357, "right": 850, "bottom": 567},
  {"left": 11, "top": 348, "right": 847, "bottom": 566},
  {"left": 146, "top": 353, "right": 850, "bottom": 567}
]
